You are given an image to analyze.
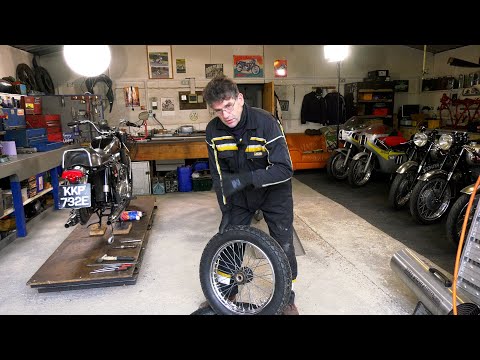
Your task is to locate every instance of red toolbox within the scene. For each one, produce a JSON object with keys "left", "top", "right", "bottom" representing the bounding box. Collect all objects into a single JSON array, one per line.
[
  {"left": 26, "top": 114, "right": 61, "bottom": 128},
  {"left": 21, "top": 96, "right": 42, "bottom": 115}
]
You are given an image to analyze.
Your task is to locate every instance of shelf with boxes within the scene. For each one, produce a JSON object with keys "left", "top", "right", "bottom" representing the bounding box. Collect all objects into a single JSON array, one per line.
[{"left": 344, "top": 81, "right": 395, "bottom": 126}]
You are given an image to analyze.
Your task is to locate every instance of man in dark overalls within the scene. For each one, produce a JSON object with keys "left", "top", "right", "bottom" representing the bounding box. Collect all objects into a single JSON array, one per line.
[{"left": 201, "top": 75, "right": 298, "bottom": 315}]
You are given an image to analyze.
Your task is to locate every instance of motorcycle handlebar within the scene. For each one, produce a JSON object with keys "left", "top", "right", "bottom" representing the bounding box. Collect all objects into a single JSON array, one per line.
[
  {"left": 67, "top": 121, "right": 78, "bottom": 127},
  {"left": 125, "top": 121, "right": 141, "bottom": 128}
]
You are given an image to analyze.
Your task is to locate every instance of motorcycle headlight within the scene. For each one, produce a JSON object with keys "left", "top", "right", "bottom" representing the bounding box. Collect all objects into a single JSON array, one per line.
[
  {"left": 438, "top": 134, "right": 453, "bottom": 151},
  {"left": 413, "top": 132, "right": 428, "bottom": 147}
]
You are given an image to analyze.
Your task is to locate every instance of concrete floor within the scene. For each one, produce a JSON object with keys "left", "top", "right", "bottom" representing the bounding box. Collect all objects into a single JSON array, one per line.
[{"left": 0, "top": 177, "right": 421, "bottom": 315}]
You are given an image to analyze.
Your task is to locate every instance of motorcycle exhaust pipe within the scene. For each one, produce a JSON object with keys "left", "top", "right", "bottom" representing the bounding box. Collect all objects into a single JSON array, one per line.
[
  {"left": 64, "top": 213, "right": 79, "bottom": 228},
  {"left": 390, "top": 248, "right": 473, "bottom": 315},
  {"left": 106, "top": 200, "right": 128, "bottom": 225}
]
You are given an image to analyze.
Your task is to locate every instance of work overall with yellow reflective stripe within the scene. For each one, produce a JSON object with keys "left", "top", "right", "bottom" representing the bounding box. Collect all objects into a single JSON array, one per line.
[{"left": 205, "top": 104, "right": 297, "bottom": 297}]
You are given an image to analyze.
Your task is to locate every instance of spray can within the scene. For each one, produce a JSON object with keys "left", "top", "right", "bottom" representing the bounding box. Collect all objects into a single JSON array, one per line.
[{"left": 120, "top": 210, "right": 143, "bottom": 221}]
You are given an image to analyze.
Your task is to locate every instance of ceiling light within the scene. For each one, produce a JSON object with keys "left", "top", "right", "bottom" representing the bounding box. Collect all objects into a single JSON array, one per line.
[{"left": 63, "top": 45, "right": 111, "bottom": 77}]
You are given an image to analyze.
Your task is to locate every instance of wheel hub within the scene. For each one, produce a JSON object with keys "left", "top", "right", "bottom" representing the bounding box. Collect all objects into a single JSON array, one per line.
[
  {"left": 424, "top": 188, "right": 443, "bottom": 210},
  {"left": 234, "top": 267, "right": 254, "bottom": 285}
]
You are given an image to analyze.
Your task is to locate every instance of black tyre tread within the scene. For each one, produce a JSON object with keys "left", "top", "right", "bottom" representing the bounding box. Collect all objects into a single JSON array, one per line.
[
  {"left": 326, "top": 152, "right": 348, "bottom": 180},
  {"left": 409, "top": 175, "right": 449, "bottom": 225},
  {"left": 199, "top": 225, "right": 292, "bottom": 315},
  {"left": 347, "top": 157, "right": 371, "bottom": 187},
  {"left": 388, "top": 171, "right": 415, "bottom": 210},
  {"left": 446, "top": 194, "right": 478, "bottom": 246}
]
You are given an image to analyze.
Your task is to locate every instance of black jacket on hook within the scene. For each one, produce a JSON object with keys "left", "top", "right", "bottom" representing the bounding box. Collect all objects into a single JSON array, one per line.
[{"left": 300, "top": 91, "right": 327, "bottom": 124}]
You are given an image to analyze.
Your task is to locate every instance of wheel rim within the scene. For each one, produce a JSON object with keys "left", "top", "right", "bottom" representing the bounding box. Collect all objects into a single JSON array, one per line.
[
  {"left": 331, "top": 154, "right": 348, "bottom": 179},
  {"left": 353, "top": 158, "right": 372, "bottom": 185},
  {"left": 417, "top": 178, "right": 451, "bottom": 221},
  {"left": 396, "top": 173, "right": 415, "bottom": 206},
  {"left": 455, "top": 200, "right": 477, "bottom": 244},
  {"left": 209, "top": 240, "right": 275, "bottom": 315}
]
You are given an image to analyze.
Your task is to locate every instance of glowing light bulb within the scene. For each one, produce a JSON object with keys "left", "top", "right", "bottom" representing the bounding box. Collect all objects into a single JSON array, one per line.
[{"left": 63, "top": 45, "right": 111, "bottom": 77}]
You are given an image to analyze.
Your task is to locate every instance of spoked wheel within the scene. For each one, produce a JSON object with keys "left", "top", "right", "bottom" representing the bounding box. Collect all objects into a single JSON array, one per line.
[
  {"left": 388, "top": 170, "right": 417, "bottom": 210},
  {"left": 326, "top": 152, "right": 349, "bottom": 180},
  {"left": 348, "top": 156, "right": 374, "bottom": 187},
  {"left": 410, "top": 175, "right": 452, "bottom": 224},
  {"left": 446, "top": 193, "right": 480, "bottom": 246},
  {"left": 199, "top": 225, "right": 292, "bottom": 315}
]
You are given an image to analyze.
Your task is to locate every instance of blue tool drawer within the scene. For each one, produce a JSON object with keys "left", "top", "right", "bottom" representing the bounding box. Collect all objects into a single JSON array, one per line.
[
  {"left": 2, "top": 108, "right": 26, "bottom": 129},
  {"left": 4, "top": 128, "right": 47, "bottom": 147}
]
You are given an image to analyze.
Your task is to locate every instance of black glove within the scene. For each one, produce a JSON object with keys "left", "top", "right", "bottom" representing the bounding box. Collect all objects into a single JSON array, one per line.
[
  {"left": 219, "top": 211, "right": 231, "bottom": 234},
  {"left": 221, "top": 172, "right": 253, "bottom": 198}
]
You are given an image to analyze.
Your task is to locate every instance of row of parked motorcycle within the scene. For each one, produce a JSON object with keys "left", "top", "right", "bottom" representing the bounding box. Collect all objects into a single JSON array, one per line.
[{"left": 326, "top": 116, "right": 480, "bottom": 247}]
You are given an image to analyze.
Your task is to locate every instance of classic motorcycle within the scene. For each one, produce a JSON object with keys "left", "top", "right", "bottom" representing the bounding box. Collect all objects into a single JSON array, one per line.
[
  {"left": 59, "top": 119, "right": 134, "bottom": 243},
  {"left": 388, "top": 128, "right": 443, "bottom": 209},
  {"left": 347, "top": 123, "right": 410, "bottom": 187},
  {"left": 326, "top": 116, "right": 371, "bottom": 180},
  {"left": 235, "top": 59, "right": 260, "bottom": 75},
  {"left": 445, "top": 182, "right": 480, "bottom": 246},
  {"left": 199, "top": 225, "right": 292, "bottom": 315},
  {"left": 409, "top": 132, "right": 480, "bottom": 225}
]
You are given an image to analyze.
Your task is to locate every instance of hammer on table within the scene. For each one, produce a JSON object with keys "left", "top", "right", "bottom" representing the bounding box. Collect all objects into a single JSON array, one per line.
[{"left": 96, "top": 254, "right": 136, "bottom": 263}]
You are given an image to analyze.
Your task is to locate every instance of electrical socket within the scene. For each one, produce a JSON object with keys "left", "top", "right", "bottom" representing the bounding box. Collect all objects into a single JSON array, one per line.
[{"left": 181, "top": 79, "right": 189, "bottom": 85}]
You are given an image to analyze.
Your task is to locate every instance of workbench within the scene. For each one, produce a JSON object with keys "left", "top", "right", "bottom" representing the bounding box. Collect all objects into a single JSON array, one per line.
[
  {"left": 0, "top": 144, "right": 78, "bottom": 237},
  {"left": 129, "top": 136, "right": 208, "bottom": 161}
]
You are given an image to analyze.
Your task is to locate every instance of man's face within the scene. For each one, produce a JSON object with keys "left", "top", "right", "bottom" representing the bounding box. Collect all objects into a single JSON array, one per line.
[{"left": 210, "top": 93, "right": 244, "bottom": 128}]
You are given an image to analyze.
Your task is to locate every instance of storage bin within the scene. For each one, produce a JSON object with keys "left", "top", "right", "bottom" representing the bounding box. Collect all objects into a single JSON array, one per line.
[
  {"left": 192, "top": 175, "right": 213, "bottom": 191},
  {"left": 177, "top": 165, "right": 192, "bottom": 192}
]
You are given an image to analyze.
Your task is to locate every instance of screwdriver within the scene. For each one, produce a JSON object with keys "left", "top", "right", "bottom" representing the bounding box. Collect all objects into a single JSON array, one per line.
[{"left": 112, "top": 245, "right": 137, "bottom": 249}]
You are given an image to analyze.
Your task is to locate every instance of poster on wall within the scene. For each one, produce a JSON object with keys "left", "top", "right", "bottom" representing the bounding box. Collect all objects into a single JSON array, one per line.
[
  {"left": 176, "top": 59, "right": 186, "bottom": 73},
  {"left": 124, "top": 86, "right": 140, "bottom": 108},
  {"left": 233, "top": 55, "right": 264, "bottom": 78},
  {"left": 161, "top": 97, "right": 175, "bottom": 116},
  {"left": 274, "top": 60, "right": 287, "bottom": 77},
  {"left": 393, "top": 80, "right": 409, "bottom": 92},
  {"left": 205, "top": 64, "right": 224, "bottom": 79},
  {"left": 147, "top": 45, "right": 173, "bottom": 79}
]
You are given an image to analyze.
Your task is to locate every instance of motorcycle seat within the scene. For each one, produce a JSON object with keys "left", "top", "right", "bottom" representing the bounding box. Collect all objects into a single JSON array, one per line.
[{"left": 383, "top": 136, "right": 408, "bottom": 148}]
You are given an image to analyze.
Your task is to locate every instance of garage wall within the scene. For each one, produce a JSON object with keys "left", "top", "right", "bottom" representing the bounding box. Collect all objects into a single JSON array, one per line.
[{"left": 2, "top": 45, "right": 480, "bottom": 134}]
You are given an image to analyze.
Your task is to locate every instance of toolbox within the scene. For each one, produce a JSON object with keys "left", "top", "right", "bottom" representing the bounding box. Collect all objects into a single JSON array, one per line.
[
  {"left": 20, "top": 96, "right": 42, "bottom": 115},
  {"left": 2, "top": 108, "right": 26, "bottom": 129},
  {"left": 26, "top": 114, "right": 63, "bottom": 143},
  {"left": 4, "top": 128, "right": 47, "bottom": 147}
]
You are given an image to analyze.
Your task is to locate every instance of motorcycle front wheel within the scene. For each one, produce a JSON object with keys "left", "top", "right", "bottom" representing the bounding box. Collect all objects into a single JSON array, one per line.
[
  {"left": 409, "top": 174, "right": 452, "bottom": 224},
  {"left": 388, "top": 169, "right": 418, "bottom": 210},
  {"left": 445, "top": 193, "right": 479, "bottom": 246},
  {"left": 199, "top": 225, "right": 292, "bottom": 315},
  {"left": 348, "top": 156, "right": 374, "bottom": 187},
  {"left": 326, "top": 152, "right": 349, "bottom": 180}
]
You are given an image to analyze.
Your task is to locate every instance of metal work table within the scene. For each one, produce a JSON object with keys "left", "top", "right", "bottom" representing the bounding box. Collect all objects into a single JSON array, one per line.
[{"left": 0, "top": 144, "right": 78, "bottom": 237}]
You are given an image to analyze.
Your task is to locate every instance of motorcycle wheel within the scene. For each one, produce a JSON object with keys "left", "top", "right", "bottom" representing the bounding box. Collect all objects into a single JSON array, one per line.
[
  {"left": 388, "top": 169, "right": 417, "bottom": 210},
  {"left": 78, "top": 208, "right": 93, "bottom": 225},
  {"left": 199, "top": 225, "right": 292, "bottom": 315},
  {"left": 348, "top": 156, "right": 373, "bottom": 187},
  {"left": 326, "top": 152, "right": 349, "bottom": 180},
  {"left": 445, "top": 193, "right": 479, "bottom": 246},
  {"left": 409, "top": 174, "right": 452, "bottom": 225},
  {"left": 252, "top": 65, "right": 260, "bottom": 75},
  {"left": 236, "top": 64, "right": 243, "bottom": 72}
]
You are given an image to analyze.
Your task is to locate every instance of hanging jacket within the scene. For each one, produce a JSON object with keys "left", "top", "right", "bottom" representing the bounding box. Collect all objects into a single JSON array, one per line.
[
  {"left": 324, "top": 91, "right": 346, "bottom": 125},
  {"left": 300, "top": 91, "right": 327, "bottom": 124}
]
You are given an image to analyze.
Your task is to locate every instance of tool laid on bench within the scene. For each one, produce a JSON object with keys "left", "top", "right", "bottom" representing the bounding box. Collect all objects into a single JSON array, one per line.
[
  {"left": 86, "top": 262, "right": 137, "bottom": 267},
  {"left": 90, "top": 263, "right": 134, "bottom": 274},
  {"left": 96, "top": 254, "right": 136, "bottom": 263},
  {"left": 112, "top": 245, "right": 138, "bottom": 249}
]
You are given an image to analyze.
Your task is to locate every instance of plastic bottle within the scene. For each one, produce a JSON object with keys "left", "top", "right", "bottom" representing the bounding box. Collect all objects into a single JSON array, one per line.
[{"left": 120, "top": 210, "right": 143, "bottom": 221}]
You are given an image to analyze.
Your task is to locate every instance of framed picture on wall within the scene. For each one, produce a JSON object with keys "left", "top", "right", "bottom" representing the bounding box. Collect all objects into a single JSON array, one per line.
[{"left": 147, "top": 45, "right": 173, "bottom": 79}]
